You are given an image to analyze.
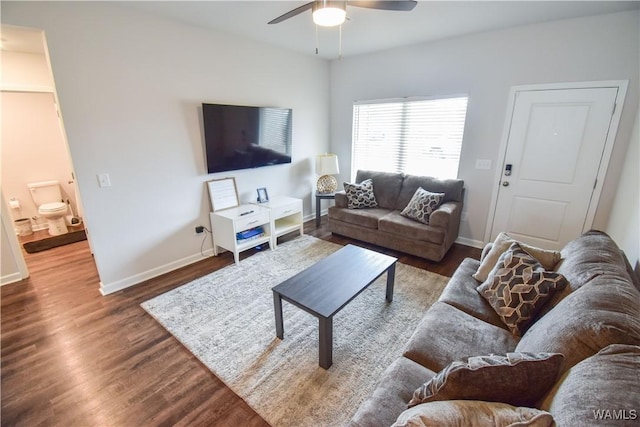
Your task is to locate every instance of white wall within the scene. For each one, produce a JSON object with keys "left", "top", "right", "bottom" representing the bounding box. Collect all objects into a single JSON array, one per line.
[
  {"left": 2, "top": 2, "right": 330, "bottom": 294},
  {"left": 0, "top": 50, "right": 53, "bottom": 91},
  {"left": 330, "top": 10, "right": 640, "bottom": 246},
  {"left": 606, "top": 111, "right": 640, "bottom": 276}
]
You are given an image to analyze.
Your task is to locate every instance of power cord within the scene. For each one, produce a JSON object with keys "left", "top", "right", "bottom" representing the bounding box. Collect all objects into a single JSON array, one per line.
[{"left": 199, "top": 226, "right": 212, "bottom": 257}]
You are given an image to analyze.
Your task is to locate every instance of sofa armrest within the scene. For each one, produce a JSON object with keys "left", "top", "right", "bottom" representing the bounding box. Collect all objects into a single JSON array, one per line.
[
  {"left": 429, "top": 201, "right": 462, "bottom": 247},
  {"left": 334, "top": 191, "right": 348, "bottom": 208},
  {"left": 429, "top": 201, "right": 460, "bottom": 229}
]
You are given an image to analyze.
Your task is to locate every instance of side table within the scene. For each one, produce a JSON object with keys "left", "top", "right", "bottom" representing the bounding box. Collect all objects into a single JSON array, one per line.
[
  {"left": 210, "top": 204, "right": 271, "bottom": 265},
  {"left": 315, "top": 192, "right": 336, "bottom": 227},
  {"left": 252, "top": 196, "right": 303, "bottom": 248}
]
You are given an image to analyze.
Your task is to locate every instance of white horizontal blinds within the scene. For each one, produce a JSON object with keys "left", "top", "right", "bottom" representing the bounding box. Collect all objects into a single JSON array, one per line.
[
  {"left": 352, "top": 96, "right": 468, "bottom": 179},
  {"left": 259, "top": 108, "right": 291, "bottom": 152}
]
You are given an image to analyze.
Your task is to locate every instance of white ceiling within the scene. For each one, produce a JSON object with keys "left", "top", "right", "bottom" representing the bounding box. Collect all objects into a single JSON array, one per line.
[
  {"left": 2, "top": 1, "right": 638, "bottom": 59},
  {"left": 123, "top": 1, "right": 639, "bottom": 59}
]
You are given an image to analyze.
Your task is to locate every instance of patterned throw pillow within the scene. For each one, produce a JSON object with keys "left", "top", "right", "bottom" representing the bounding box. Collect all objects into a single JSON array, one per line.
[
  {"left": 344, "top": 179, "right": 378, "bottom": 209},
  {"left": 477, "top": 242, "right": 568, "bottom": 336},
  {"left": 400, "top": 187, "right": 444, "bottom": 224},
  {"left": 408, "top": 352, "right": 564, "bottom": 408}
]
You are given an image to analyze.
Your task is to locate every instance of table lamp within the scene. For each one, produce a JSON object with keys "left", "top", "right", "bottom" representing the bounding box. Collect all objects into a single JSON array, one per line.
[{"left": 316, "top": 153, "right": 340, "bottom": 193}]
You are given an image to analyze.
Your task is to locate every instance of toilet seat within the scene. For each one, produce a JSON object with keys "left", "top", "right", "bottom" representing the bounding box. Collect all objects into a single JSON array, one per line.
[{"left": 39, "top": 202, "right": 67, "bottom": 214}]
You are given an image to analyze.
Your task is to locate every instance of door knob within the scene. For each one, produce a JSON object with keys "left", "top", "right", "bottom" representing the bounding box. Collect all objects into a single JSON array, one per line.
[{"left": 502, "top": 181, "right": 510, "bottom": 187}]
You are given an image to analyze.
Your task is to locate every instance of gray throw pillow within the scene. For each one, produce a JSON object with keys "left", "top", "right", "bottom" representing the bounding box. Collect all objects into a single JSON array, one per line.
[
  {"left": 393, "top": 400, "right": 555, "bottom": 427},
  {"left": 344, "top": 179, "right": 378, "bottom": 209},
  {"left": 400, "top": 187, "right": 444, "bottom": 224},
  {"left": 408, "top": 352, "right": 564, "bottom": 408}
]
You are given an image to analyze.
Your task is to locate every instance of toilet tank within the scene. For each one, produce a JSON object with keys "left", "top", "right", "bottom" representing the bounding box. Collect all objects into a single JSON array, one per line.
[{"left": 27, "top": 180, "right": 63, "bottom": 206}]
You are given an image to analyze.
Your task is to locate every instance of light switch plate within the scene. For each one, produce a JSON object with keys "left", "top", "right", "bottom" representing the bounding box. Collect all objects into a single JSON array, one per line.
[
  {"left": 475, "top": 159, "right": 492, "bottom": 170},
  {"left": 97, "top": 173, "right": 111, "bottom": 188}
]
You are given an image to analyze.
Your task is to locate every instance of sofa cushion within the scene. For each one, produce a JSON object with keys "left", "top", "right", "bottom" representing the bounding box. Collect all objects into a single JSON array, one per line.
[
  {"left": 403, "top": 302, "right": 519, "bottom": 373},
  {"left": 438, "top": 258, "right": 507, "bottom": 329},
  {"left": 540, "top": 344, "right": 640, "bottom": 426},
  {"left": 393, "top": 401, "right": 554, "bottom": 427},
  {"left": 477, "top": 243, "right": 568, "bottom": 337},
  {"left": 400, "top": 188, "right": 444, "bottom": 225},
  {"left": 473, "top": 232, "right": 561, "bottom": 283},
  {"left": 379, "top": 212, "right": 445, "bottom": 245},
  {"left": 516, "top": 275, "right": 640, "bottom": 373},
  {"left": 328, "top": 206, "right": 391, "bottom": 229},
  {"left": 344, "top": 179, "right": 378, "bottom": 209},
  {"left": 408, "top": 352, "right": 564, "bottom": 408},
  {"left": 355, "top": 170, "right": 404, "bottom": 209},
  {"left": 396, "top": 175, "right": 464, "bottom": 209},
  {"left": 348, "top": 357, "right": 436, "bottom": 427}
]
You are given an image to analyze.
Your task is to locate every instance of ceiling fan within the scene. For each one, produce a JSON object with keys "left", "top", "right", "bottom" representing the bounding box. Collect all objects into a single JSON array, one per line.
[{"left": 268, "top": 0, "right": 418, "bottom": 27}]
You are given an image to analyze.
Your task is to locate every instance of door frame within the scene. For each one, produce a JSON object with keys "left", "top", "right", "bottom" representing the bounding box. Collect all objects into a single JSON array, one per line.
[
  {"left": 1, "top": 26, "right": 96, "bottom": 286},
  {"left": 484, "top": 80, "right": 628, "bottom": 244}
]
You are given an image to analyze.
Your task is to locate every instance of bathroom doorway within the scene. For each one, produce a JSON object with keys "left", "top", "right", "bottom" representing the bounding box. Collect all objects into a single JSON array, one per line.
[{"left": 1, "top": 25, "right": 94, "bottom": 282}]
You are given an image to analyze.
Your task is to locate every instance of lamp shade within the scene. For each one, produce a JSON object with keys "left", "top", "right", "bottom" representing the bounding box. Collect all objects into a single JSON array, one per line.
[{"left": 316, "top": 153, "right": 339, "bottom": 175}]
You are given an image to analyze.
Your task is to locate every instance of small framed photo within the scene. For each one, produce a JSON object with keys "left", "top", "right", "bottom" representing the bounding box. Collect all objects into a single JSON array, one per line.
[{"left": 256, "top": 187, "right": 269, "bottom": 203}]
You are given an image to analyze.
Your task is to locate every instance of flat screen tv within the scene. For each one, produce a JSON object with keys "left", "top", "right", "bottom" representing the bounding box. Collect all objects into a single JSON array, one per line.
[{"left": 202, "top": 103, "right": 293, "bottom": 173}]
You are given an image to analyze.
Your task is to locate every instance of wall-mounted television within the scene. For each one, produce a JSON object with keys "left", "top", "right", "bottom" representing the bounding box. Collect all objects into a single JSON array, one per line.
[{"left": 202, "top": 103, "right": 292, "bottom": 174}]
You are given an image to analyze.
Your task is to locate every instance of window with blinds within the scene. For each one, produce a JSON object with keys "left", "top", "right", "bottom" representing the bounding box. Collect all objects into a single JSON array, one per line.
[{"left": 352, "top": 96, "right": 468, "bottom": 180}]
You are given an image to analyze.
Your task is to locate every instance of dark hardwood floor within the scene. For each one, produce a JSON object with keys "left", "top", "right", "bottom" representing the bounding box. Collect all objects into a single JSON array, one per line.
[{"left": 1, "top": 217, "right": 481, "bottom": 427}]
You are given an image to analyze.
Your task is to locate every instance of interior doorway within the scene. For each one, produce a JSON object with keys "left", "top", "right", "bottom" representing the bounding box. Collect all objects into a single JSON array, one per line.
[
  {"left": 486, "top": 81, "right": 628, "bottom": 249},
  {"left": 1, "top": 25, "right": 94, "bottom": 282}
]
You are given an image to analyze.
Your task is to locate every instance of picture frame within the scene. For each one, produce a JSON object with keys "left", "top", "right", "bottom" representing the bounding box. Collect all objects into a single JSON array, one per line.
[
  {"left": 256, "top": 187, "right": 269, "bottom": 203},
  {"left": 207, "top": 177, "right": 239, "bottom": 212}
]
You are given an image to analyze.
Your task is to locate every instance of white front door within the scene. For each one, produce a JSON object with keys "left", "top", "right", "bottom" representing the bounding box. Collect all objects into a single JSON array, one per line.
[{"left": 489, "top": 86, "right": 619, "bottom": 250}]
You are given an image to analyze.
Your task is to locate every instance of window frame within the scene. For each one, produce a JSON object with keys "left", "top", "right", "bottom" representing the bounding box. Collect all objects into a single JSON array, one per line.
[{"left": 351, "top": 94, "right": 469, "bottom": 181}]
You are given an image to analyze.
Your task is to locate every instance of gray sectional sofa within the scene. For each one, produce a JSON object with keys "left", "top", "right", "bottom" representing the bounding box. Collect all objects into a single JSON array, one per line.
[
  {"left": 328, "top": 170, "right": 464, "bottom": 262},
  {"left": 349, "top": 230, "right": 640, "bottom": 426}
]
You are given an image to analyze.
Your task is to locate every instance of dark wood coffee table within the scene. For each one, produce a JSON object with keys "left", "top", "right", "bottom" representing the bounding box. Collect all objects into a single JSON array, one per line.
[{"left": 272, "top": 244, "right": 397, "bottom": 369}]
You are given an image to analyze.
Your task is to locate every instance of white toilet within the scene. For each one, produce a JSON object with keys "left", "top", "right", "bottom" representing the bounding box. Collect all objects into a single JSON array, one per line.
[{"left": 27, "top": 180, "right": 68, "bottom": 236}]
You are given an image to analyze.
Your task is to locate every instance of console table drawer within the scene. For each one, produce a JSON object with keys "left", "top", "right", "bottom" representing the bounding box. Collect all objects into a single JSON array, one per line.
[
  {"left": 236, "top": 212, "right": 270, "bottom": 231},
  {"left": 271, "top": 200, "right": 302, "bottom": 220}
]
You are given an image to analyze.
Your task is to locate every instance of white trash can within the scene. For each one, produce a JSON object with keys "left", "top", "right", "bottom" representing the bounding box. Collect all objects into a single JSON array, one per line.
[{"left": 14, "top": 218, "right": 33, "bottom": 236}]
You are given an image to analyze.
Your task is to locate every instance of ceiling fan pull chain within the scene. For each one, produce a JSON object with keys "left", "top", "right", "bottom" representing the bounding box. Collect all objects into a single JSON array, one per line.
[
  {"left": 339, "top": 23, "right": 343, "bottom": 60},
  {"left": 315, "top": 24, "right": 319, "bottom": 55}
]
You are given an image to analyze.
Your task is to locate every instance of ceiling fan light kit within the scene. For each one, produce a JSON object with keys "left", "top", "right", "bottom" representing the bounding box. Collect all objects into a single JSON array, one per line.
[
  {"left": 268, "top": 0, "right": 417, "bottom": 56},
  {"left": 312, "top": 1, "right": 347, "bottom": 27}
]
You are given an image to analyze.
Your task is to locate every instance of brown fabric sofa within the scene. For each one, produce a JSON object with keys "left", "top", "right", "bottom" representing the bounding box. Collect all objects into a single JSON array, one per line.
[
  {"left": 349, "top": 230, "right": 640, "bottom": 426},
  {"left": 328, "top": 170, "right": 464, "bottom": 262}
]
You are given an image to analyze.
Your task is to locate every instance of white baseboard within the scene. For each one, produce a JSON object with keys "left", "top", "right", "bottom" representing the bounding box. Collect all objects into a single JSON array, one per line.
[
  {"left": 455, "top": 236, "right": 484, "bottom": 249},
  {"left": 1, "top": 272, "right": 26, "bottom": 286},
  {"left": 100, "top": 248, "right": 214, "bottom": 295}
]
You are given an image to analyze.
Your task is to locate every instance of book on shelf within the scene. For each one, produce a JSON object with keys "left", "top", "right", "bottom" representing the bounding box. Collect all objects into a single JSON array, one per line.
[{"left": 236, "top": 226, "right": 265, "bottom": 241}]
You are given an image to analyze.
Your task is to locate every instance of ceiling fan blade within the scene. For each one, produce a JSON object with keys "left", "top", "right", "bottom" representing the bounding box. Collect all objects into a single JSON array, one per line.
[
  {"left": 349, "top": 0, "right": 417, "bottom": 11},
  {"left": 268, "top": 2, "right": 315, "bottom": 24}
]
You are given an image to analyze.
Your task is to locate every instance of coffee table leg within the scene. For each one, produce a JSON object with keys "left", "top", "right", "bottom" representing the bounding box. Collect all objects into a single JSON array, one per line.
[
  {"left": 273, "top": 291, "right": 284, "bottom": 339},
  {"left": 386, "top": 262, "right": 396, "bottom": 302},
  {"left": 319, "top": 316, "right": 333, "bottom": 369}
]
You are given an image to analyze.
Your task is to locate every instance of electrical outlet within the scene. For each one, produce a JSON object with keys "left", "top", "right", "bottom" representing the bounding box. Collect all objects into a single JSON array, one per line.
[{"left": 195, "top": 226, "right": 205, "bottom": 234}]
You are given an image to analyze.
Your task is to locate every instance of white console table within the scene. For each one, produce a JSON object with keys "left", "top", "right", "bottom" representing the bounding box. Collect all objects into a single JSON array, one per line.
[
  {"left": 210, "top": 204, "right": 271, "bottom": 265},
  {"left": 254, "top": 196, "right": 303, "bottom": 248}
]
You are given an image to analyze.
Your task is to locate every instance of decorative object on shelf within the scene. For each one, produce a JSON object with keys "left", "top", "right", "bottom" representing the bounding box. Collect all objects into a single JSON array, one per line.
[
  {"left": 257, "top": 187, "right": 270, "bottom": 203},
  {"left": 316, "top": 153, "right": 340, "bottom": 194},
  {"left": 207, "top": 177, "right": 239, "bottom": 212}
]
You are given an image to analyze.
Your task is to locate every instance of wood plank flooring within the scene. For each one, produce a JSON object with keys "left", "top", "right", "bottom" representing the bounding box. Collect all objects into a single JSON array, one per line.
[{"left": 1, "top": 217, "right": 481, "bottom": 427}]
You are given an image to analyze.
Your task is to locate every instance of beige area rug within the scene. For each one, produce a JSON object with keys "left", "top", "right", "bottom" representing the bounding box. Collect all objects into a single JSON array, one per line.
[{"left": 141, "top": 235, "right": 448, "bottom": 427}]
